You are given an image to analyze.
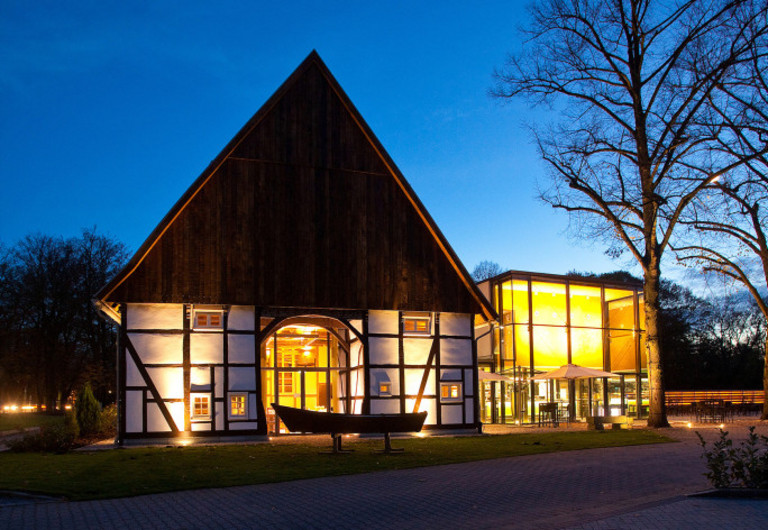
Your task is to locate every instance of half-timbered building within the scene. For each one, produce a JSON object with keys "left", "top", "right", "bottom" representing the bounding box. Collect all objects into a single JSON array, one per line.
[{"left": 95, "top": 51, "right": 495, "bottom": 444}]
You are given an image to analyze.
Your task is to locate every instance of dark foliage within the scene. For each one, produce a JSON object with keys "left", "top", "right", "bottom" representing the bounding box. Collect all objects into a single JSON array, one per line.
[
  {"left": 698, "top": 427, "right": 768, "bottom": 489},
  {"left": 76, "top": 382, "right": 102, "bottom": 437},
  {"left": 0, "top": 229, "right": 127, "bottom": 411}
]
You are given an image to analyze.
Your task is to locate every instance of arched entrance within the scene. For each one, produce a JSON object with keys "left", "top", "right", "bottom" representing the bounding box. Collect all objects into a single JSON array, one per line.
[{"left": 260, "top": 316, "right": 355, "bottom": 434}]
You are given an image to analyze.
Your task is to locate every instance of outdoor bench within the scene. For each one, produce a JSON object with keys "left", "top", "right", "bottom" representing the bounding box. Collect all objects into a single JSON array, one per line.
[{"left": 587, "top": 415, "right": 633, "bottom": 430}]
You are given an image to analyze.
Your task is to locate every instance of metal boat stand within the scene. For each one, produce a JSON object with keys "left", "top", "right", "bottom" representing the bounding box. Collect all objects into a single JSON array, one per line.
[{"left": 374, "top": 432, "right": 405, "bottom": 454}]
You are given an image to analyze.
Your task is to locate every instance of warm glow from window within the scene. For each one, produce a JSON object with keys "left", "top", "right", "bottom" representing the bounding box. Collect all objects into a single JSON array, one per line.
[
  {"left": 532, "top": 282, "right": 566, "bottom": 325},
  {"left": 571, "top": 328, "right": 603, "bottom": 368},
  {"left": 193, "top": 310, "right": 224, "bottom": 330},
  {"left": 379, "top": 382, "right": 392, "bottom": 396},
  {"left": 403, "top": 315, "right": 430, "bottom": 335},
  {"left": 569, "top": 285, "right": 601, "bottom": 327},
  {"left": 532, "top": 326, "right": 568, "bottom": 369},
  {"left": 230, "top": 394, "right": 246, "bottom": 417},
  {"left": 440, "top": 383, "right": 462, "bottom": 402},
  {"left": 192, "top": 394, "right": 210, "bottom": 419}
]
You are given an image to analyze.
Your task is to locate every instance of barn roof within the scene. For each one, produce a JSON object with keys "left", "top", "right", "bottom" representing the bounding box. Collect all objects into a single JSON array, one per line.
[{"left": 95, "top": 51, "right": 495, "bottom": 321}]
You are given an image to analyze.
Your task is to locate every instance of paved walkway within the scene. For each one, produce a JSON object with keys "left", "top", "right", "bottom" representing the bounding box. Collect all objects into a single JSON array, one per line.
[{"left": 1, "top": 422, "right": 767, "bottom": 529}]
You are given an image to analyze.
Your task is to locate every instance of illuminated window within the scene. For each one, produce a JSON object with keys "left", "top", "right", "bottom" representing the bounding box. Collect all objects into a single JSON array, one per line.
[
  {"left": 379, "top": 382, "right": 392, "bottom": 396},
  {"left": 191, "top": 394, "right": 210, "bottom": 419},
  {"left": 279, "top": 372, "right": 293, "bottom": 393},
  {"left": 230, "top": 393, "right": 247, "bottom": 417},
  {"left": 192, "top": 309, "right": 224, "bottom": 330},
  {"left": 440, "top": 383, "right": 462, "bottom": 403},
  {"left": 403, "top": 314, "right": 431, "bottom": 335}
]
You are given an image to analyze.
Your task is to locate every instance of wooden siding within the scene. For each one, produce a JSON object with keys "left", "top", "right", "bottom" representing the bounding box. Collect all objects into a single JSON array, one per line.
[{"left": 100, "top": 53, "right": 490, "bottom": 317}]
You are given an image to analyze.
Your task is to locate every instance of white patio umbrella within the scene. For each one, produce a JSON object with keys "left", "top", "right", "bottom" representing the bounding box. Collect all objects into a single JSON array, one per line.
[
  {"left": 528, "top": 364, "right": 617, "bottom": 421},
  {"left": 529, "top": 364, "right": 615, "bottom": 381},
  {"left": 478, "top": 371, "right": 515, "bottom": 383}
]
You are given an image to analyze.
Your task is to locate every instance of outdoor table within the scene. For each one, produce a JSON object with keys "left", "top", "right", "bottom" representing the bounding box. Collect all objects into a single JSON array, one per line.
[
  {"left": 538, "top": 402, "right": 559, "bottom": 427},
  {"left": 696, "top": 399, "right": 725, "bottom": 423}
]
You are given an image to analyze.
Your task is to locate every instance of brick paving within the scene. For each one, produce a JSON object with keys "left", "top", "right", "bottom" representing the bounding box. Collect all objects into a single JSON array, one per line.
[{"left": 1, "top": 422, "right": 767, "bottom": 529}]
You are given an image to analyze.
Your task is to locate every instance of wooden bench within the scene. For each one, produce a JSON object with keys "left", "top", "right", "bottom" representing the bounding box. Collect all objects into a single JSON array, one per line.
[{"left": 587, "top": 415, "right": 633, "bottom": 430}]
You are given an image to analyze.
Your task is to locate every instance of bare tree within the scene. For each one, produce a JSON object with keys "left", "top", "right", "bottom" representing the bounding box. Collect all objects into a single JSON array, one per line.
[
  {"left": 493, "top": 0, "right": 768, "bottom": 426},
  {"left": 675, "top": 40, "right": 768, "bottom": 416},
  {"left": 472, "top": 260, "right": 504, "bottom": 282},
  {"left": 0, "top": 230, "right": 127, "bottom": 411}
]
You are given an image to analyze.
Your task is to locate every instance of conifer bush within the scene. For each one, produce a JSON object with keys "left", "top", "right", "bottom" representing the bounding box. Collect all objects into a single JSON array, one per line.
[{"left": 76, "top": 383, "right": 102, "bottom": 438}]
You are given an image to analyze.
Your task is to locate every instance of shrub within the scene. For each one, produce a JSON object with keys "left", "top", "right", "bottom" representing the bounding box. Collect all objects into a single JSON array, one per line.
[
  {"left": 76, "top": 383, "right": 102, "bottom": 437},
  {"left": 697, "top": 427, "right": 768, "bottom": 489},
  {"left": 9, "top": 414, "right": 79, "bottom": 453},
  {"left": 65, "top": 408, "right": 80, "bottom": 439},
  {"left": 98, "top": 403, "right": 118, "bottom": 438}
]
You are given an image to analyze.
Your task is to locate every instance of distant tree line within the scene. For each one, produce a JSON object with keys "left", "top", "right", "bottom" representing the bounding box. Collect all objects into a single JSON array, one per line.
[{"left": 0, "top": 229, "right": 127, "bottom": 411}]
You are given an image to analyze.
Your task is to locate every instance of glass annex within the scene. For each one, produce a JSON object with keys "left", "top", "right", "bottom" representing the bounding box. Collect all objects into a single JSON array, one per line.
[{"left": 476, "top": 271, "right": 647, "bottom": 424}]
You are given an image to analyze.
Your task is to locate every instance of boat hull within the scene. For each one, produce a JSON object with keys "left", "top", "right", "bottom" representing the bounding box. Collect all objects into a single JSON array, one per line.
[{"left": 271, "top": 403, "right": 427, "bottom": 434}]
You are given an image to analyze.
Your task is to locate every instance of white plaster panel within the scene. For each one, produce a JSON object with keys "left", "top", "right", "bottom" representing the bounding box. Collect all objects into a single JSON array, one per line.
[
  {"left": 215, "top": 409, "right": 224, "bottom": 431},
  {"left": 465, "top": 402, "right": 474, "bottom": 424},
  {"left": 228, "top": 306, "right": 255, "bottom": 330},
  {"left": 229, "top": 367, "right": 256, "bottom": 391},
  {"left": 126, "top": 304, "right": 183, "bottom": 330},
  {"left": 370, "top": 368, "right": 400, "bottom": 396},
  {"left": 440, "top": 313, "right": 471, "bottom": 337},
  {"left": 168, "top": 401, "right": 184, "bottom": 431},
  {"left": 190, "top": 333, "right": 223, "bottom": 364},
  {"left": 249, "top": 394, "right": 258, "bottom": 419},
  {"left": 348, "top": 319, "right": 363, "bottom": 338},
  {"left": 441, "top": 404, "right": 463, "bottom": 425},
  {"left": 229, "top": 422, "right": 258, "bottom": 430},
  {"left": 440, "top": 369, "right": 462, "bottom": 381},
  {"left": 440, "top": 338, "right": 472, "bottom": 365},
  {"left": 146, "top": 367, "right": 184, "bottom": 399},
  {"left": 126, "top": 391, "right": 143, "bottom": 433},
  {"left": 190, "top": 367, "right": 210, "bottom": 389},
  {"left": 370, "top": 399, "right": 401, "bottom": 414},
  {"left": 191, "top": 423, "right": 210, "bottom": 432},
  {"left": 334, "top": 347, "right": 348, "bottom": 368},
  {"left": 350, "top": 342, "right": 363, "bottom": 368},
  {"left": 368, "top": 337, "right": 399, "bottom": 365},
  {"left": 215, "top": 367, "right": 224, "bottom": 397},
  {"left": 368, "top": 310, "right": 399, "bottom": 335},
  {"left": 406, "top": 398, "right": 436, "bottom": 425},
  {"left": 351, "top": 368, "right": 365, "bottom": 398},
  {"left": 126, "top": 354, "right": 144, "bottom": 387},
  {"left": 146, "top": 403, "right": 172, "bottom": 432},
  {"left": 128, "top": 333, "right": 182, "bottom": 364},
  {"left": 465, "top": 369, "right": 474, "bottom": 395},
  {"left": 403, "top": 338, "right": 432, "bottom": 365},
  {"left": 228, "top": 335, "right": 255, "bottom": 364},
  {"left": 404, "top": 368, "right": 434, "bottom": 396}
]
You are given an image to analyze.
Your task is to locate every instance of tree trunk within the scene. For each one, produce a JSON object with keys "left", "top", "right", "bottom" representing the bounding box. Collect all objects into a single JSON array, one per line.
[
  {"left": 762, "top": 334, "right": 768, "bottom": 420},
  {"left": 644, "top": 265, "right": 670, "bottom": 428}
]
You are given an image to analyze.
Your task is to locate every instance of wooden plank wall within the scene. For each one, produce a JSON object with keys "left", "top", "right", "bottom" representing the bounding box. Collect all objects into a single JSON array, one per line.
[{"left": 109, "top": 63, "right": 479, "bottom": 314}]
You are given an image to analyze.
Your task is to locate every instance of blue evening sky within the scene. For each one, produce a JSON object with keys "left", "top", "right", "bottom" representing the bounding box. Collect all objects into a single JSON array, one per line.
[{"left": 1, "top": 1, "right": 649, "bottom": 279}]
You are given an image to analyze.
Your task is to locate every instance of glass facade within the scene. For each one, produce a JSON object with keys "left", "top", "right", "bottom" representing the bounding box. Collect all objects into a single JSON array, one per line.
[{"left": 480, "top": 272, "right": 646, "bottom": 424}]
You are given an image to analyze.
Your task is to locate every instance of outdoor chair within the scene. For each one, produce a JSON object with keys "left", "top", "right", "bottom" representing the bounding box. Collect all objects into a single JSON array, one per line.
[{"left": 538, "top": 402, "right": 559, "bottom": 427}]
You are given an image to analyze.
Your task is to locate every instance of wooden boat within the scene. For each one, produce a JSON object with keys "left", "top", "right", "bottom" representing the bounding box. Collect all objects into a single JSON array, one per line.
[{"left": 271, "top": 403, "right": 428, "bottom": 453}]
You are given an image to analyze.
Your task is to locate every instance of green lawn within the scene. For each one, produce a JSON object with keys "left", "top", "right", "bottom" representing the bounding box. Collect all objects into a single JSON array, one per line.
[
  {"left": 0, "top": 430, "right": 673, "bottom": 501},
  {"left": 0, "top": 413, "right": 64, "bottom": 432}
]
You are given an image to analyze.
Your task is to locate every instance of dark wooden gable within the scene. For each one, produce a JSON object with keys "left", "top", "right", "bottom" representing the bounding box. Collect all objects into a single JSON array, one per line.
[{"left": 97, "top": 52, "right": 494, "bottom": 319}]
